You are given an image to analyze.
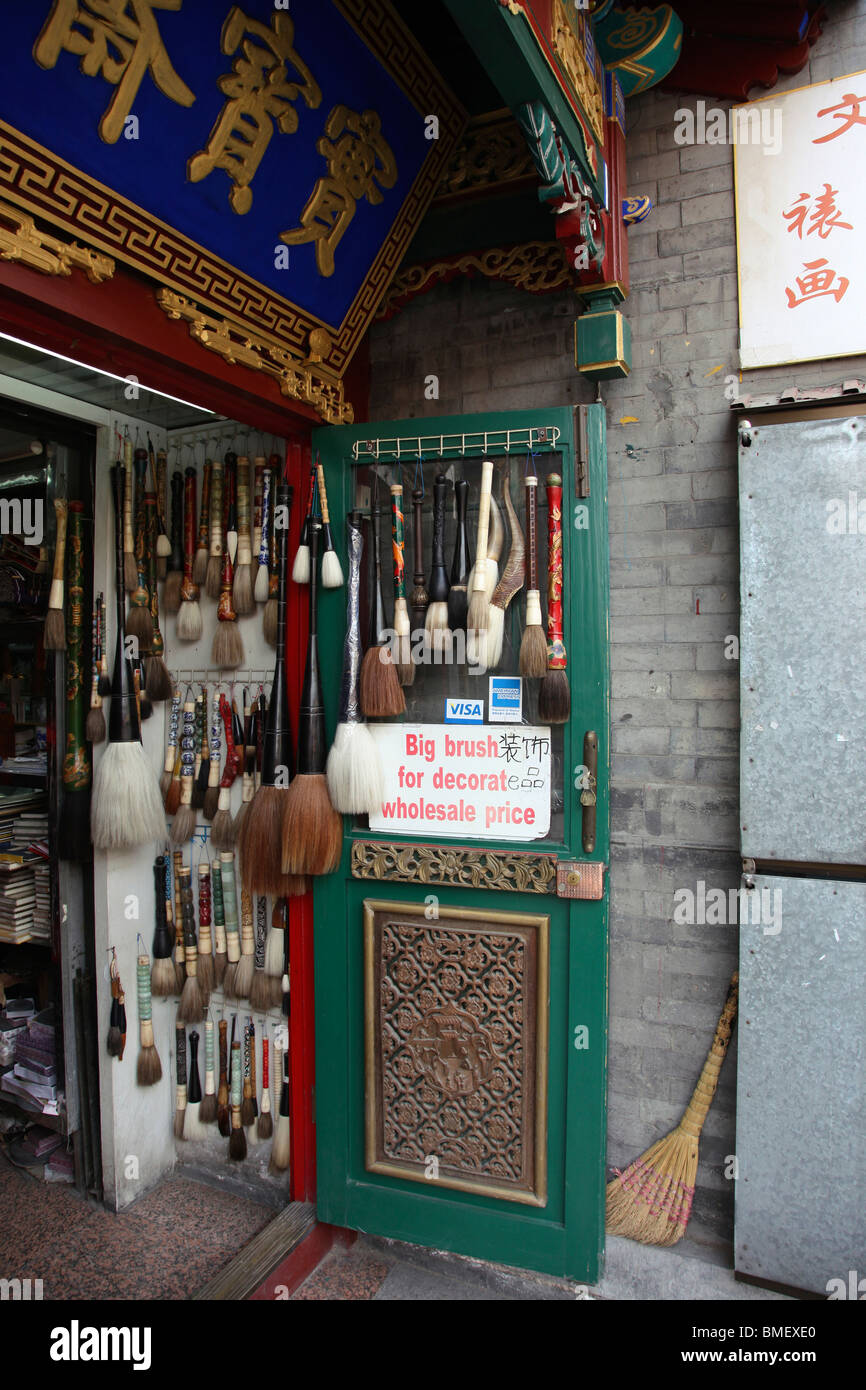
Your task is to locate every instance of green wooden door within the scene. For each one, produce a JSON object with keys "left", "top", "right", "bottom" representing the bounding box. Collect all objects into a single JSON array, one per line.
[{"left": 312, "top": 406, "right": 609, "bottom": 1282}]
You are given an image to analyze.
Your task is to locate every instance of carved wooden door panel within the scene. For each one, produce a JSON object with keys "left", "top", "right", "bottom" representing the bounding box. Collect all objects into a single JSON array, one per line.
[{"left": 312, "top": 406, "right": 609, "bottom": 1281}]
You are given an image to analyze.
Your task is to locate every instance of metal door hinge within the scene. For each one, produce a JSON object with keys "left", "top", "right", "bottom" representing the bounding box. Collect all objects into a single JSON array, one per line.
[
  {"left": 575, "top": 406, "right": 590, "bottom": 498},
  {"left": 556, "top": 861, "right": 606, "bottom": 900}
]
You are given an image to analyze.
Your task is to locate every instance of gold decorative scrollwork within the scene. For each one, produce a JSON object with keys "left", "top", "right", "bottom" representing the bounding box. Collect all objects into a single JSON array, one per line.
[
  {"left": 351, "top": 839, "right": 557, "bottom": 893},
  {"left": 155, "top": 289, "right": 353, "bottom": 426},
  {"left": 375, "top": 240, "right": 574, "bottom": 320},
  {"left": 435, "top": 112, "right": 535, "bottom": 198},
  {"left": 551, "top": 0, "right": 605, "bottom": 147},
  {"left": 0, "top": 200, "right": 114, "bottom": 283}
]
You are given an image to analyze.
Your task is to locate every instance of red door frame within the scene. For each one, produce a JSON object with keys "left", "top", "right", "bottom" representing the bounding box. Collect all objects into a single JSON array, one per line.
[{"left": 0, "top": 256, "right": 370, "bottom": 1204}]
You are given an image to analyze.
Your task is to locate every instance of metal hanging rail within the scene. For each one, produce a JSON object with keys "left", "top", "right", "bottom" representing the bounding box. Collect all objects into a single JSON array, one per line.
[{"left": 351, "top": 425, "right": 562, "bottom": 462}]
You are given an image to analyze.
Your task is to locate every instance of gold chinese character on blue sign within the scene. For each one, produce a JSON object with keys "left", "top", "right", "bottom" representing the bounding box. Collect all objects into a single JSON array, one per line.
[
  {"left": 281, "top": 105, "right": 397, "bottom": 277},
  {"left": 34, "top": 0, "right": 195, "bottom": 144},
  {"left": 188, "top": 6, "right": 321, "bottom": 215}
]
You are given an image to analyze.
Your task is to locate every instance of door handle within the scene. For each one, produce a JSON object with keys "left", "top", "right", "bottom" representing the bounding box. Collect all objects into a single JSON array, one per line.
[{"left": 581, "top": 730, "right": 598, "bottom": 853}]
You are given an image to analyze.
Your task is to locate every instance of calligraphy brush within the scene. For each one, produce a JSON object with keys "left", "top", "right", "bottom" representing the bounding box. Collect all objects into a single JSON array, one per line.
[
  {"left": 282, "top": 917, "right": 290, "bottom": 1016},
  {"left": 211, "top": 694, "right": 238, "bottom": 848},
  {"left": 231, "top": 886, "right": 255, "bottom": 1001},
  {"left": 269, "top": 1046, "right": 291, "bottom": 1174},
  {"left": 359, "top": 502, "right": 405, "bottom": 718},
  {"left": 538, "top": 472, "right": 571, "bottom": 724},
  {"left": 123, "top": 443, "right": 138, "bottom": 593},
  {"left": 161, "top": 691, "right": 180, "bottom": 806},
  {"left": 229, "top": 1033, "right": 247, "bottom": 1161},
  {"left": 172, "top": 850, "right": 186, "bottom": 992},
  {"left": 212, "top": 857, "right": 227, "bottom": 987},
  {"left": 217, "top": 1018, "right": 230, "bottom": 1137},
  {"left": 264, "top": 467, "right": 290, "bottom": 644},
  {"left": 519, "top": 475, "right": 547, "bottom": 677},
  {"left": 265, "top": 899, "right": 287, "bottom": 1009},
  {"left": 203, "top": 689, "right": 222, "bottom": 820},
  {"left": 466, "top": 489, "right": 504, "bottom": 668},
  {"left": 252, "top": 458, "right": 264, "bottom": 580},
  {"left": 232, "top": 455, "right": 254, "bottom": 614},
  {"left": 447, "top": 478, "right": 472, "bottom": 637},
  {"left": 255, "top": 465, "right": 273, "bottom": 602},
  {"left": 58, "top": 503, "right": 92, "bottom": 861},
  {"left": 241, "top": 1019, "right": 256, "bottom": 1127},
  {"left": 164, "top": 862, "right": 182, "bottom": 994},
  {"left": 291, "top": 462, "right": 317, "bottom": 584},
  {"left": 154, "top": 443, "right": 171, "bottom": 574},
  {"left": 213, "top": 544, "right": 244, "bottom": 669},
  {"left": 246, "top": 1021, "right": 261, "bottom": 1146},
  {"left": 317, "top": 457, "right": 343, "bottom": 588},
  {"left": 193, "top": 458, "right": 212, "bottom": 587},
  {"left": 126, "top": 448, "right": 154, "bottom": 652},
  {"left": 98, "top": 594, "right": 111, "bottom": 696},
  {"left": 281, "top": 520, "right": 343, "bottom": 876},
  {"left": 486, "top": 468, "right": 525, "bottom": 669},
  {"left": 327, "top": 512, "right": 384, "bottom": 814},
  {"left": 44, "top": 497, "right": 68, "bottom": 651},
  {"left": 169, "top": 700, "right": 197, "bottom": 844},
  {"left": 136, "top": 944, "right": 162, "bottom": 1086},
  {"left": 389, "top": 484, "right": 414, "bottom": 684},
  {"left": 144, "top": 494, "right": 173, "bottom": 701},
  {"left": 249, "top": 896, "right": 271, "bottom": 1011},
  {"left": 91, "top": 465, "right": 165, "bottom": 851},
  {"left": 409, "top": 486, "right": 428, "bottom": 638},
  {"left": 191, "top": 691, "right": 207, "bottom": 810},
  {"left": 163, "top": 470, "right": 184, "bottom": 614},
  {"left": 196, "top": 861, "right": 214, "bottom": 1004},
  {"left": 174, "top": 1023, "right": 188, "bottom": 1139},
  {"left": 466, "top": 458, "right": 494, "bottom": 656},
  {"left": 86, "top": 594, "right": 106, "bottom": 744},
  {"left": 107, "top": 951, "right": 122, "bottom": 1057},
  {"left": 205, "top": 458, "right": 225, "bottom": 599},
  {"left": 177, "top": 466, "right": 202, "bottom": 640},
  {"left": 257, "top": 1029, "right": 273, "bottom": 1139},
  {"left": 220, "top": 851, "right": 242, "bottom": 998},
  {"left": 239, "top": 484, "right": 307, "bottom": 897},
  {"left": 184, "top": 1029, "right": 207, "bottom": 1140},
  {"left": 200, "top": 1016, "right": 218, "bottom": 1125},
  {"left": 424, "top": 473, "right": 452, "bottom": 652},
  {"left": 151, "top": 854, "right": 177, "bottom": 997},
  {"left": 233, "top": 694, "right": 256, "bottom": 840},
  {"left": 178, "top": 865, "right": 204, "bottom": 1023}
]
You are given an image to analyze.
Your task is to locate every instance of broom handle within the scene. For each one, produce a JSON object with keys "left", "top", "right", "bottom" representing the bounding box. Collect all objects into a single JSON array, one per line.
[
  {"left": 316, "top": 462, "right": 332, "bottom": 525},
  {"left": 471, "top": 460, "right": 493, "bottom": 592},
  {"left": 680, "top": 973, "right": 739, "bottom": 1139},
  {"left": 545, "top": 474, "right": 566, "bottom": 671},
  {"left": 525, "top": 476, "right": 539, "bottom": 593}
]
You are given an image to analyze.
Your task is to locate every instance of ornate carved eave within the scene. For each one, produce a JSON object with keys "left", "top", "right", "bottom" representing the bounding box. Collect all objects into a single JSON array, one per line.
[
  {"left": 0, "top": 199, "right": 114, "bottom": 284},
  {"left": 375, "top": 241, "right": 575, "bottom": 321}
]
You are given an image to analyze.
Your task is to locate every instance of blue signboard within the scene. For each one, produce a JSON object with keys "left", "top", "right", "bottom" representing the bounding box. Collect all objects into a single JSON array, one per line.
[{"left": 0, "top": 1, "right": 464, "bottom": 384}]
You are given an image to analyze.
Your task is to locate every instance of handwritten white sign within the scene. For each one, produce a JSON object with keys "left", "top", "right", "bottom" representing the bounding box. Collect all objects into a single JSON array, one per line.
[
  {"left": 735, "top": 71, "right": 866, "bottom": 369},
  {"left": 367, "top": 723, "right": 551, "bottom": 841}
]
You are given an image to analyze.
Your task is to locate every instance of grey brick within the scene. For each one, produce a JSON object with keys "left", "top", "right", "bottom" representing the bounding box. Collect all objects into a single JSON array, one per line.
[
  {"left": 613, "top": 670, "right": 672, "bottom": 699},
  {"left": 683, "top": 244, "right": 738, "bottom": 277},
  {"left": 666, "top": 554, "right": 736, "bottom": 586},
  {"left": 671, "top": 672, "right": 739, "bottom": 701},
  {"left": 666, "top": 500, "right": 737, "bottom": 530},
  {"left": 659, "top": 274, "right": 738, "bottom": 309},
  {"left": 659, "top": 323, "right": 737, "bottom": 362},
  {"left": 611, "top": 725, "right": 670, "bottom": 755},
  {"left": 609, "top": 616, "right": 666, "bottom": 643},
  {"left": 666, "top": 613, "right": 736, "bottom": 642},
  {"left": 613, "top": 698, "right": 697, "bottom": 727},
  {"left": 679, "top": 141, "right": 736, "bottom": 172},
  {"left": 681, "top": 191, "right": 735, "bottom": 227},
  {"left": 628, "top": 148, "right": 681, "bottom": 184},
  {"left": 658, "top": 163, "right": 733, "bottom": 203},
  {"left": 690, "top": 467, "right": 737, "bottom": 499},
  {"left": 659, "top": 218, "right": 733, "bottom": 258},
  {"left": 696, "top": 642, "right": 739, "bottom": 672},
  {"left": 611, "top": 643, "right": 696, "bottom": 671},
  {"left": 686, "top": 300, "right": 739, "bottom": 333},
  {"left": 670, "top": 727, "right": 739, "bottom": 755},
  {"left": 697, "top": 701, "right": 741, "bottom": 729}
]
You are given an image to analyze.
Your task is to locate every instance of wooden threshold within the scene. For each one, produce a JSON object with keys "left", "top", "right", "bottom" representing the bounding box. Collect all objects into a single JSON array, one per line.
[{"left": 193, "top": 1201, "right": 318, "bottom": 1301}]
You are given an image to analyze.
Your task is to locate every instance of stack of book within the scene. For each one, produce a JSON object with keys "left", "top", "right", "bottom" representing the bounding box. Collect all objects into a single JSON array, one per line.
[
  {"left": 0, "top": 862, "right": 38, "bottom": 943},
  {"left": 0, "top": 799, "right": 50, "bottom": 943},
  {"left": 1, "top": 1007, "right": 59, "bottom": 1114}
]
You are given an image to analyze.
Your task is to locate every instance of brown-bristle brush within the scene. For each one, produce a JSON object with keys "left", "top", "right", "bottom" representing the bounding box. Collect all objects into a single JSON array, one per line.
[
  {"left": 126, "top": 448, "right": 154, "bottom": 653},
  {"left": 486, "top": 467, "right": 525, "bottom": 670},
  {"left": 213, "top": 545, "right": 244, "bottom": 669},
  {"left": 200, "top": 1016, "right": 218, "bottom": 1125},
  {"left": 220, "top": 851, "right": 241, "bottom": 997},
  {"left": 177, "top": 466, "right": 202, "bottom": 641},
  {"left": 161, "top": 690, "right": 181, "bottom": 805},
  {"left": 177, "top": 866, "right": 204, "bottom": 1023},
  {"left": 123, "top": 437, "right": 138, "bottom": 593},
  {"left": 424, "top": 473, "right": 451, "bottom": 654},
  {"left": 217, "top": 1017, "right": 230, "bottom": 1136},
  {"left": 196, "top": 861, "right": 214, "bottom": 1004},
  {"left": 249, "top": 895, "right": 271, "bottom": 1011},
  {"left": 232, "top": 456, "right": 254, "bottom": 615},
  {"left": 241, "top": 1018, "right": 256, "bottom": 1128},
  {"left": 538, "top": 473, "right": 571, "bottom": 725},
  {"left": 210, "top": 693, "right": 238, "bottom": 848},
  {"left": 257, "top": 1029, "right": 273, "bottom": 1139},
  {"left": 230, "top": 885, "right": 255, "bottom": 1001},
  {"left": 233, "top": 694, "right": 256, "bottom": 840},
  {"left": 229, "top": 1033, "right": 247, "bottom": 1161},
  {"left": 265, "top": 899, "right": 287, "bottom": 1008},
  {"left": 174, "top": 1022, "right": 187, "bottom": 1139},
  {"left": 184, "top": 1029, "right": 207, "bottom": 1140},
  {"left": 170, "top": 699, "right": 197, "bottom": 844},
  {"left": 86, "top": 594, "right": 106, "bottom": 744},
  {"left": 359, "top": 506, "right": 405, "bottom": 719},
  {"left": 144, "top": 494, "right": 172, "bottom": 701},
  {"left": 136, "top": 945, "right": 162, "bottom": 1086},
  {"left": 519, "top": 474, "right": 547, "bottom": 678},
  {"left": 44, "top": 497, "right": 68, "bottom": 652},
  {"left": 191, "top": 691, "right": 208, "bottom": 810},
  {"left": 205, "top": 458, "right": 224, "bottom": 600},
  {"left": 164, "top": 470, "right": 184, "bottom": 614},
  {"left": 203, "top": 689, "right": 222, "bottom": 821},
  {"left": 193, "top": 458, "right": 212, "bottom": 588},
  {"left": 151, "top": 854, "right": 177, "bottom": 997}
]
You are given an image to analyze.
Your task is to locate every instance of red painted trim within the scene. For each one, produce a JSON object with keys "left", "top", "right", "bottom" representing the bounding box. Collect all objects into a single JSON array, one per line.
[{"left": 249, "top": 1222, "right": 357, "bottom": 1301}]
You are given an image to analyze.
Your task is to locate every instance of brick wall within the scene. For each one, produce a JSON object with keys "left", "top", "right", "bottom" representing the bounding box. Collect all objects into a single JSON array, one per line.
[{"left": 367, "top": 0, "right": 866, "bottom": 1257}]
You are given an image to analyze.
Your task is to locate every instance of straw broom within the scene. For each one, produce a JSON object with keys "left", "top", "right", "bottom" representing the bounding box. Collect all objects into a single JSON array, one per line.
[{"left": 606, "top": 972, "right": 739, "bottom": 1246}]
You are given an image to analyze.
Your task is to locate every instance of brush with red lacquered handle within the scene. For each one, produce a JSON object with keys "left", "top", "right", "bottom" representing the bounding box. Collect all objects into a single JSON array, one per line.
[{"left": 538, "top": 472, "right": 570, "bottom": 725}]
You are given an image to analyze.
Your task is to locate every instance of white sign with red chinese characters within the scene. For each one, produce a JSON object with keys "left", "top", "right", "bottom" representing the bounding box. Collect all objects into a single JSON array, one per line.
[
  {"left": 734, "top": 72, "right": 866, "bottom": 368},
  {"left": 367, "top": 723, "right": 552, "bottom": 841}
]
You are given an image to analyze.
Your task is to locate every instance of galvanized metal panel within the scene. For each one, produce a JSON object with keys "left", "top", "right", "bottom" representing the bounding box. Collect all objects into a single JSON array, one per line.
[
  {"left": 735, "top": 874, "right": 866, "bottom": 1295},
  {"left": 739, "top": 416, "right": 866, "bottom": 863}
]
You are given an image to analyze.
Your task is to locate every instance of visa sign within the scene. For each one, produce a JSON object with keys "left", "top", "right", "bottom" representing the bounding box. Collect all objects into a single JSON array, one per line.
[{"left": 444, "top": 698, "right": 484, "bottom": 724}]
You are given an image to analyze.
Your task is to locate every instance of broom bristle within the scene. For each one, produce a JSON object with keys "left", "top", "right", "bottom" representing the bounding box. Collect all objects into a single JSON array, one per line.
[
  {"left": 212, "top": 621, "right": 244, "bottom": 670},
  {"left": 326, "top": 721, "right": 384, "bottom": 815},
  {"left": 270, "top": 1116, "right": 290, "bottom": 1173},
  {"left": 237, "top": 787, "right": 289, "bottom": 896},
  {"left": 176, "top": 600, "right": 203, "bottom": 642},
  {"left": 193, "top": 549, "right": 209, "bottom": 587},
  {"left": 137, "top": 1046, "right": 162, "bottom": 1086},
  {"left": 231, "top": 953, "right": 254, "bottom": 1001},
  {"left": 291, "top": 544, "right": 310, "bottom": 585},
  {"left": 257, "top": 1108, "right": 273, "bottom": 1140},
  {"left": 44, "top": 607, "right": 66, "bottom": 652},
  {"left": 605, "top": 1129, "right": 696, "bottom": 1246},
  {"left": 538, "top": 669, "right": 571, "bottom": 725},
  {"left": 203, "top": 785, "right": 221, "bottom": 821},
  {"left": 124, "top": 552, "right": 139, "bottom": 593},
  {"left": 191, "top": 775, "right": 205, "bottom": 811},
  {"left": 183, "top": 1100, "right": 207, "bottom": 1141},
  {"left": 217, "top": 1103, "right": 230, "bottom": 1138},
  {"left": 200, "top": 1092, "right": 217, "bottom": 1125},
  {"left": 177, "top": 975, "right": 204, "bottom": 1023},
  {"left": 205, "top": 555, "right": 222, "bottom": 600},
  {"left": 321, "top": 548, "right": 344, "bottom": 589},
  {"left": 196, "top": 951, "right": 214, "bottom": 1003},
  {"left": 91, "top": 742, "right": 166, "bottom": 851},
  {"left": 263, "top": 597, "right": 278, "bottom": 647},
  {"left": 210, "top": 807, "right": 235, "bottom": 851},
  {"left": 229, "top": 1126, "right": 247, "bottom": 1161},
  {"left": 163, "top": 570, "right": 182, "bottom": 613},
  {"left": 232, "top": 565, "right": 254, "bottom": 615},
  {"left": 170, "top": 803, "right": 196, "bottom": 845},
  {"left": 214, "top": 950, "right": 227, "bottom": 987},
  {"left": 174, "top": 954, "right": 185, "bottom": 992},
  {"left": 145, "top": 655, "right": 173, "bottom": 703},
  {"left": 254, "top": 563, "right": 270, "bottom": 603},
  {"left": 359, "top": 646, "right": 405, "bottom": 719},
  {"left": 164, "top": 777, "right": 182, "bottom": 816},
  {"left": 281, "top": 774, "right": 342, "bottom": 876},
  {"left": 126, "top": 604, "right": 154, "bottom": 651},
  {"left": 151, "top": 955, "right": 177, "bottom": 997},
  {"left": 85, "top": 705, "right": 106, "bottom": 745},
  {"left": 249, "top": 969, "right": 272, "bottom": 1012},
  {"left": 519, "top": 621, "right": 548, "bottom": 679}
]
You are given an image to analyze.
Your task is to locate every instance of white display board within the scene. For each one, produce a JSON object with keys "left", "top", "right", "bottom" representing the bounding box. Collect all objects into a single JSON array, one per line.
[
  {"left": 735, "top": 71, "right": 866, "bottom": 369},
  {"left": 368, "top": 723, "right": 552, "bottom": 841}
]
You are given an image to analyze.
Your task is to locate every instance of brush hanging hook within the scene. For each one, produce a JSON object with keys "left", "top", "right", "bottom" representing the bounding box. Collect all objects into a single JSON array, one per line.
[{"left": 413, "top": 455, "right": 425, "bottom": 499}]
